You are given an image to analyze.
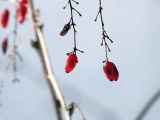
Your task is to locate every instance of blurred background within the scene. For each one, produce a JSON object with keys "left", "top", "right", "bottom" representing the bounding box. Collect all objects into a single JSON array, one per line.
[{"left": 0, "top": 0, "right": 160, "bottom": 120}]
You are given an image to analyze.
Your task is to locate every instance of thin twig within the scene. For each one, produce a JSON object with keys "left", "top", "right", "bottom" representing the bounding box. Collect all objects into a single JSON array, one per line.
[
  {"left": 135, "top": 89, "right": 160, "bottom": 120},
  {"left": 6, "top": 14, "right": 22, "bottom": 83},
  {"left": 95, "top": 0, "right": 113, "bottom": 62},
  {"left": 63, "top": 0, "right": 83, "bottom": 54},
  {"left": 68, "top": 102, "right": 86, "bottom": 120}
]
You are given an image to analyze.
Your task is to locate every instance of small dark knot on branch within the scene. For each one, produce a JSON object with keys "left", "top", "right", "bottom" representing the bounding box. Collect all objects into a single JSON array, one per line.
[{"left": 31, "top": 40, "right": 39, "bottom": 49}]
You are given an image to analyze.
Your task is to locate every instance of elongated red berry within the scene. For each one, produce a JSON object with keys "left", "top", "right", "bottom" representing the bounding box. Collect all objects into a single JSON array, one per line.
[
  {"left": 1, "top": 9, "right": 9, "bottom": 28},
  {"left": 103, "top": 61, "right": 119, "bottom": 81},
  {"left": 65, "top": 53, "right": 78, "bottom": 73},
  {"left": 2, "top": 38, "right": 8, "bottom": 54},
  {"left": 16, "top": 4, "right": 27, "bottom": 24}
]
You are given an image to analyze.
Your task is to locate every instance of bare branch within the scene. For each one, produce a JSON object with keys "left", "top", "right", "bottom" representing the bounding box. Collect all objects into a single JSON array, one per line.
[
  {"left": 28, "top": 0, "right": 71, "bottom": 120},
  {"left": 62, "top": 0, "right": 83, "bottom": 54},
  {"left": 136, "top": 89, "right": 160, "bottom": 120},
  {"left": 95, "top": 0, "right": 113, "bottom": 61}
]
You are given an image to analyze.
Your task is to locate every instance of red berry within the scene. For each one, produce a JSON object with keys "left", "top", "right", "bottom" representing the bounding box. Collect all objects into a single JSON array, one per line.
[
  {"left": 2, "top": 38, "right": 8, "bottom": 54},
  {"left": 17, "top": 0, "right": 28, "bottom": 5},
  {"left": 103, "top": 61, "right": 119, "bottom": 81},
  {"left": 1, "top": 9, "right": 9, "bottom": 28},
  {"left": 16, "top": 4, "right": 27, "bottom": 24},
  {"left": 65, "top": 53, "right": 78, "bottom": 73}
]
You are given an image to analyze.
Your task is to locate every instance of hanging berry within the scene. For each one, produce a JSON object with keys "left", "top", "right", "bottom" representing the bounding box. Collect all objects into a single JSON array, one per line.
[
  {"left": 1, "top": 9, "right": 10, "bottom": 28},
  {"left": 16, "top": 4, "right": 28, "bottom": 24},
  {"left": 61, "top": 0, "right": 83, "bottom": 74},
  {"left": 1, "top": 38, "right": 8, "bottom": 54},
  {"left": 103, "top": 61, "right": 119, "bottom": 81},
  {"left": 65, "top": 53, "right": 78, "bottom": 73},
  {"left": 95, "top": 0, "right": 119, "bottom": 81},
  {"left": 17, "top": 0, "right": 28, "bottom": 5}
]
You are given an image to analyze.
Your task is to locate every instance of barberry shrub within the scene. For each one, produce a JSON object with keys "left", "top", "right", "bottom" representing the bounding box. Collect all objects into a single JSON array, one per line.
[{"left": 0, "top": 0, "right": 120, "bottom": 120}]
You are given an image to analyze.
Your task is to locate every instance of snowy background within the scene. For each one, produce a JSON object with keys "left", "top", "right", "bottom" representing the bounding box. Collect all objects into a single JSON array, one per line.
[{"left": 0, "top": 0, "right": 160, "bottom": 120}]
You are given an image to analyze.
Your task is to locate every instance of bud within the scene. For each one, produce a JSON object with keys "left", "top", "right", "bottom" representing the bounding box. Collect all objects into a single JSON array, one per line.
[{"left": 60, "top": 23, "right": 71, "bottom": 36}]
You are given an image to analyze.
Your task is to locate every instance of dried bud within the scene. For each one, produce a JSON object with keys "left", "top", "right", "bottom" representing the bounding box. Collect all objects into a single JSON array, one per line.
[
  {"left": 60, "top": 23, "right": 71, "bottom": 36},
  {"left": 1, "top": 9, "right": 10, "bottom": 28},
  {"left": 65, "top": 53, "right": 78, "bottom": 73},
  {"left": 2, "top": 38, "right": 8, "bottom": 54},
  {"left": 103, "top": 61, "right": 119, "bottom": 81}
]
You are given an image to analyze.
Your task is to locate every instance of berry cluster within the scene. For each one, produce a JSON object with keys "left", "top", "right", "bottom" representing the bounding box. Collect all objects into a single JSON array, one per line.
[
  {"left": 0, "top": 0, "right": 28, "bottom": 54},
  {"left": 61, "top": 0, "right": 119, "bottom": 81},
  {"left": 0, "top": 0, "right": 28, "bottom": 83},
  {"left": 1, "top": 0, "right": 119, "bottom": 82}
]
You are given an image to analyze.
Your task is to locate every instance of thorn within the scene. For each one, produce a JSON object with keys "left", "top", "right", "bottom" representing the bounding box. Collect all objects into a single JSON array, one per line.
[
  {"left": 101, "top": 39, "right": 104, "bottom": 46},
  {"left": 106, "top": 36, "right": 113, "bottom": 43},
  {"left": 77, "top": 49, "right": 84, "bottom": 53},
  {"left": 95, "top": 11, "right": 100, "bottom": 22},
  {"left": 72, "top": 0, "right": 79, "bottom": 5},
  {"left": 73, "top": 8, "right": 82, "bottom": 16},
  {"left": 63, "top": 2, "right": 69, "bottom": 9},
  {"left": 66, "top": 51, "right": 73, "bottom": 55},
  {"left": 66, "top": 53, "right": 70, "bottom": 56},
  {"left": 105, "top": 43, "right": 111, "bottom": 52},
  {"left": 110, "top": 40, "right": 113, "bottom": 43},
  {"left": 103, "top": 60, "right": 106, "bottom": 63},
  {"left": 100, "top": 6, "right": 103, "bottom": 10},
  {"left": 74, "top": 47, "right": 84, "bottom": 53}
]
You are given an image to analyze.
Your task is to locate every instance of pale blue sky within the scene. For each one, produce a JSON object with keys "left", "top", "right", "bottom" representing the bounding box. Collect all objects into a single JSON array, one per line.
[{"left": 0, "top": 0, "right": 160, "bottom": 120}]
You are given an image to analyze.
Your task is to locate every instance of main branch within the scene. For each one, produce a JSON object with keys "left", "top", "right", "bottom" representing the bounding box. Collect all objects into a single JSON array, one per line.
[{"left": 28, "top": 0, "right": 71, "bottom": 120}]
